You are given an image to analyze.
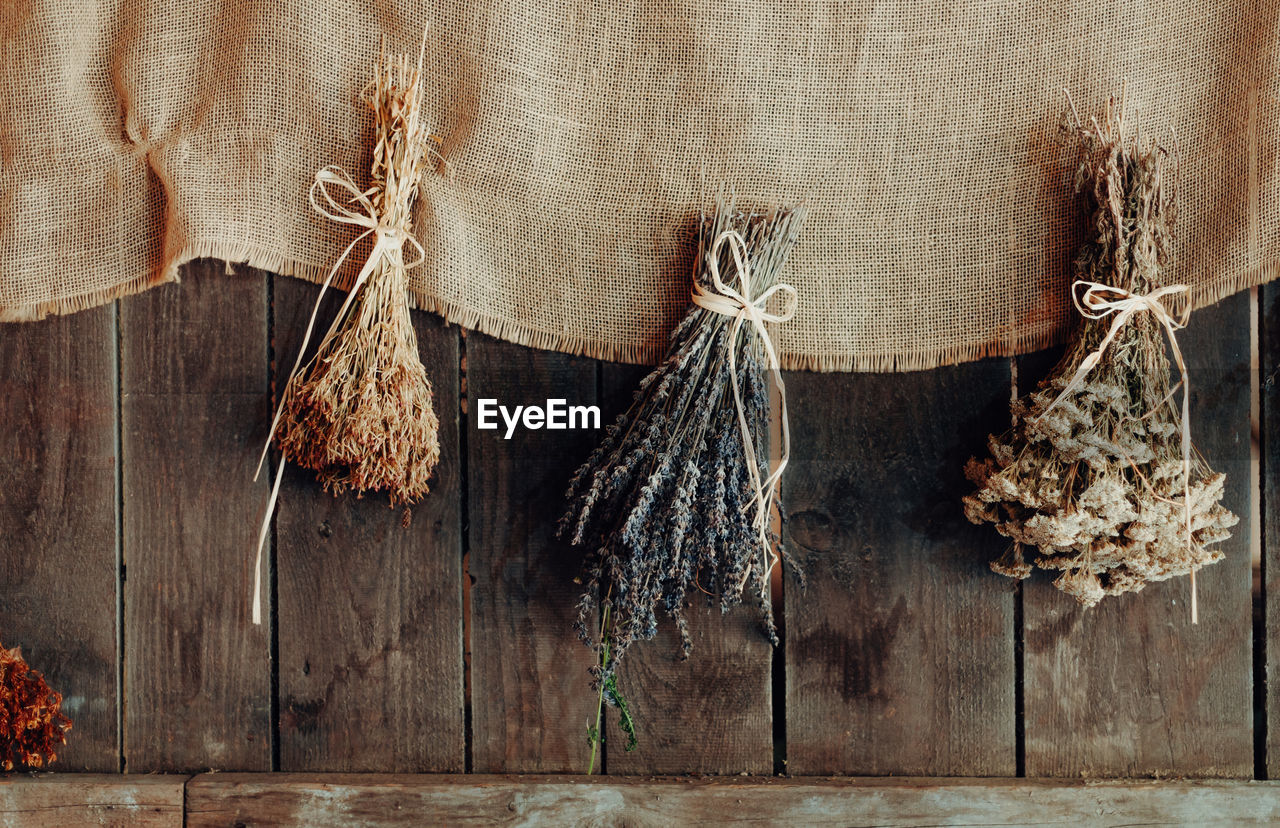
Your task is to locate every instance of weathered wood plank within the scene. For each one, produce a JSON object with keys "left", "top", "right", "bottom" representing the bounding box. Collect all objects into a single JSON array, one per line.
[
  {"left": 600, "top": 363, "right": 772, "bottom": 775},
  {"left": 1024, "top": 291, "right": 1254, "bottom": 777},
  {"left": 1260, "top": 282, "right": 1279, "bottom": 777},
  {"left": 274, "top": 278, "right": 465, "bottom": 772},
  {"left": 467, "top": 335, "right": 599, "bottom": 772},
  {"left": 0, "top": 308, "right": 118, "bottom": 771},
  {"left": 783, "top": 361, "right": 1016, "bottom": 775},
  {"left": 184, "top": 773, "right": 1280, "bottom": 826},
  {"left": 0, "top": 774, "right": 186, "bottom": 828},
  {"left": 121, "top": 261, "right": 271, "bottom": 771}
]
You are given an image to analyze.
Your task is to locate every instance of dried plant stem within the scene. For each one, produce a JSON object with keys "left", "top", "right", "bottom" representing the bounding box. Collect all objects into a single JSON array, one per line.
[{"left": 587, "top": 600, "right": 610, "bottom": 775}]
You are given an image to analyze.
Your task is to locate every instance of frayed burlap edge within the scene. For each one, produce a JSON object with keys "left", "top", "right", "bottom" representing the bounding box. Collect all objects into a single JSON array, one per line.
[{"left": 2, "top": 239, "right": 1277, "bottom": 373}]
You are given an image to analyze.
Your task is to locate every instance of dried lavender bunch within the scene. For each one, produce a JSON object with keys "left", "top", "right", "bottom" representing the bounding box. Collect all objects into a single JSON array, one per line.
[
  {"left": 274, "top": 39, "right": 441, "bottom": 506},
  {"left": 1, "top": 644, "right": 72, "bottom": 771},
  {"left": 560, "top": 199, "right": 805, "bottom": 765},
  {"left": 963, "top": 97, "right": 1237, "bottom": 608}
]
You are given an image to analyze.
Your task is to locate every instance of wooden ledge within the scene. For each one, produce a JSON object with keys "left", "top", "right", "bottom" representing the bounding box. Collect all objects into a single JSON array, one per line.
[
  {"left": 0, "top": 774, "right": 187, "bottom": 827},
  {"left": 4, "top": 774, "right": 1280, "bottom": 826}
]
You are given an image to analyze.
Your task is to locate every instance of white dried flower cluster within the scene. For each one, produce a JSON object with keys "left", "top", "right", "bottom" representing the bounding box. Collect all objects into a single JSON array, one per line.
[
  {"left": 964, "top": 370, "right": 1237, "bottom": 606},
  {"left": 963, "top": 98, "right": 1238, "bottom": 607}
]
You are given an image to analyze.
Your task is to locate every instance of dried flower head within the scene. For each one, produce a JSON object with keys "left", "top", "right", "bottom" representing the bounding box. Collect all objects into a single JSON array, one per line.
[
  {"left": 964, "top": 95, "right": 1237, "bottom": 606},
  {"left": 0, "top": 645, "right": 72, "bottom": 772}
]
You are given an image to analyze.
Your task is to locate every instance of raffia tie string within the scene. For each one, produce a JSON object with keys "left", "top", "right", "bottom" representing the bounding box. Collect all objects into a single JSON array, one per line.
[
  {"left": 691, "top": 229, "right": 798, "bottom": 594},
  {"left": 1038, "top": 279, "right": 1198, "bottom": 622},
  {"left": 248, "top": 164, "right": 425, "bottom": 625}
]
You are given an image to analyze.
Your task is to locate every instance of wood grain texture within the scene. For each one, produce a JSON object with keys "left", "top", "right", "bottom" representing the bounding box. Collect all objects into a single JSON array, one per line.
[
  {"left": 274, "top": 278, "right": 465, "bottom": 772},
  {"left": 1261, "top": 283, "right": 1279, "bottom": 777},
  {"left": 466, "top": 335, "right": 599, "bottom": 772},
  {"left": 783, "top": 361, "right": 1016, "bottom": 776},
  {"left": 0, "top": 774, "right": 186, "bottom": 828},
  {"left": 184, "top": 773, "right": 1280, "bottom": 826},
  {"left": 1024, "top": 292, "right": 1255, "bottom": 777},
  {"left": 600, "top": 363, "right": 772, "bottom": 775},
  {"left": 0, "top": 308, "right": 119, "bottom": 771},
  {"left": 121, "top": 261, "right": 271, "bottom": 771}
]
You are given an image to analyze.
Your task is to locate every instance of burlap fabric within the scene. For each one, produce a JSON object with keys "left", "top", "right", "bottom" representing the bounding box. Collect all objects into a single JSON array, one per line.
[{"left": 1, "top": 2, "right": 1276, "bottom": 370}]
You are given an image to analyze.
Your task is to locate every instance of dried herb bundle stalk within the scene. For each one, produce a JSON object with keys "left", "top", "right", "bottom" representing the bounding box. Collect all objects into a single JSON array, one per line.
[
  {"left": 274, "top": 41, "right": 440, "bottom": 505},
  {"left": 1, "top": 644, "right": 71, "bottom": 771},
  {"left": 560, "top": 199, "right": 804, "bottom": 764},
  {"left": 963, "top": 97, "right": 1237, "bottom": 608}
]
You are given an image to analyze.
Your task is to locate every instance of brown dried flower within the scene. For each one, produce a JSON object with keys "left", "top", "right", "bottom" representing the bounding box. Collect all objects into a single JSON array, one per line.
[{"left": 0, "top": 645, "right": 72, "bottom": 771}]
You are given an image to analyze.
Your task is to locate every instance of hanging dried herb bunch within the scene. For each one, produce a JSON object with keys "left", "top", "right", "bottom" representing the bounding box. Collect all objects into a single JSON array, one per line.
[
  {"left": 560, "top": 197, "right": 805, "bottom": 768},
  {"left": 1, "top": 644, "right": 72, "bottom": 771},
  {"left": 272, "top": 38, "right": 440, "bottom": 502},
  {"left": 963, "top": 94, "right": 1237, "bottom": 613},
  {"left": 253, "top": 31, "right": 440, "bottom": 623}
]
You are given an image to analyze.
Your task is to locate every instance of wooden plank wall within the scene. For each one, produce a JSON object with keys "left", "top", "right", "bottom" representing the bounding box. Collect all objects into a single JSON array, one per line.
[
  {"left": 121, "top": 264, "right": 270, "bottom": 772},
  {"left": 1023, "top": 294, "right": 1255, "bottom": 777},
  {"left": 0, "top": 261, "right": 1269, "bottom": 779},
  {"left": 783, "top": 361, "right": 1016, "bottom": 776},
  {"left": 0, "top": 308, "right": 117, "bottom": 772},
  {"left": 273, "top": 279, "right": 465, "bottom": 772},
  {"left": 467, "top": 336, "right": 597, "bottom": 772}
]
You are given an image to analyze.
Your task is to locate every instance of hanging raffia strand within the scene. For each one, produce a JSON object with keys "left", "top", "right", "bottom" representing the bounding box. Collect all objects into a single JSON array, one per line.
[
  {"left": 0, "top": 644, "right": 72, "bottom": 771},
  {"left": 251, "top": 30, "right": 440, "bottom": 624},
  {"left": 963, "top": 92, "right": 1237, "bottom": 620},
  {"left": 559, "top": 196, "right": 805, "bottom": 771}
]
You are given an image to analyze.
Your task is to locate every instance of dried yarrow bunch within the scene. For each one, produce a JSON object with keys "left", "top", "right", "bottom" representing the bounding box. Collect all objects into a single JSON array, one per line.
[
  {"left": 1, "top": 644, "right": 71, "bottom": 771},
  {"left": 273, "top": 39, "right": 440, "bottom": 502},
  {"left": 560, "top": 197, "right": 805, "bottom": 768},
  {"left": 963, "top": 95, "right": 1237, "bottom": 612},
  {"left": 254, "top": 33, "right": 440, "bottom": 623}
]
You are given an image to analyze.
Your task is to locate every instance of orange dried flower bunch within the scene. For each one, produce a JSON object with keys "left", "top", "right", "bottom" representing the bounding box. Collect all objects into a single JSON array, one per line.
[{"left": 0, "top": 644, "right": 71, "bottom": 771}]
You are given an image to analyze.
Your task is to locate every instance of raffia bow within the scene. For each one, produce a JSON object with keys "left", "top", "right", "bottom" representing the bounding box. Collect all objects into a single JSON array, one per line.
[
  {"left": 691, "top": 229, "right": 798, "bottom": 590},
  {"left": 1038, "top": 278, "right": 1200, "bottom": 622}
]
